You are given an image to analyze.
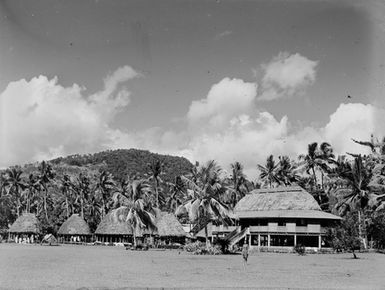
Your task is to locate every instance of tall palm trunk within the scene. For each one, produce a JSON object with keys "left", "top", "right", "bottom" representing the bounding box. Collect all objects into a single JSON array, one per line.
[
  {"left": 80, "top": 196, "right": 84, "bottom": 219},
  {"left": 358, "top": 210, "right": 367, "bottom": 249},
  {"left": 312, "top": 167, "right": 317, "bottom": 187},
  {"left": 26, "top": 191, "right": 30, "bottom": 213},
  {"left": 17, "top": 197, "right": 21, "bottom": 217},
  {"left": 155, "top": 185, "right": 159, "bottom": 208},
  {"left": 43, "top": 189, "right": 48, "bottom": 220},
  {"left": 205, "top": 225, "right": 210, "bottom": 249},
  {"left": 102, "top": 198, "right": 106, "bottom": 218},
  {"left": 65, "top": 195, "right": 69, "bottom": 218}
]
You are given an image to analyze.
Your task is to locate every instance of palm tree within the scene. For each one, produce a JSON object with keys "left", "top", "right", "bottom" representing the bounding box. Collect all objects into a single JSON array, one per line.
[
  {"left": 298, "top": 142, "right": 336, "bottom": 189},
  {"left": 147, "top": 160, "right": 164, "bottom": 209},
  {"left": 113, "top": 179, "right": 157, "bottom": 247},
  {"left": 59, "top": 175, "right": 73, "bottom": 218},
  {"left": 37, "top": 161, "right": 55, "bottom": 220},
  {"left": 257, "top": 155, "right": 280, "bottom": 188},
  {"left": 4, "top": 168, "right": 26, "bottom": 217},
  {"left": 0, "top": 172, "right": 14, "bottom": 228},
  {"left": 95, "top": 171, "right": 115, "bottom": 218},
  {"left": 176, "top": 160, "right": 236, "bottom": 248},
  {"left": 112, "top": 178, "right": 130, "bottom": 208},
  {"left": 226, "top": 162, "right": 248, "bottom": 208},
  {"left": 72, "top": 173, "right": 91, "bottom": 219},
  {"left": 23, "top": 173, "right": 40, "bottom": 213},
  {"left": 276, "top": 156, "right": 300, "bottom": 186},
  {"left": 165, "top": 176, "right": 185, "bottom": 213},
  {"left": 333, "top": 156, "right": 372, "bottom": 249}
]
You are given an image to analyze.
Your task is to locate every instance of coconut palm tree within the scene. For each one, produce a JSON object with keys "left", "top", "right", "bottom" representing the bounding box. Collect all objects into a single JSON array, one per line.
[
  {"left": 226, "top": 162, "right": 248, "bottom": 208},
  {"left": 176, "top": 160, "right": 236, "bottom": 248},
  {"left": 0, "top": 172, "right": 15, "bottom": 228},
  {"left": 257, "top": 155, "right": 280, "bottom": 188},
  {"left": 276, "top": 156, "right": 300, "bottom": 186},
  {"left": 113, "top": 179, "right": 157, "bottom": 247},
  {"left": 37, "top": 161, "right": 55, "bottom": 220},
  {"left": 165, "top": 176, "right": 185, "bottom": 213},
  {"left": 23, "top": 173, "right": 40, "bottom": 213},
  {"left": 59, "top": 174, "right": 73, "bottom": 218},
  {"left": 95, "top": 171, "right": 115, "bottom": 218},
  {"left": 298, "top": 142, "right": 336, "bottom": 189},
  {"left": 4, "top": 168, "right": 26, "bottom": 217},
  {"left": 334, "top": 155, "right": 373, "bottom": 249},
  {"left": 112, "top": 178, "right": 131, "bottom": 208},
  {"left": 72, "top": 173, "right": 91, "bottom": 219},
  {"left": 147, "top": 159, "right": 164, "bottom": 209}
]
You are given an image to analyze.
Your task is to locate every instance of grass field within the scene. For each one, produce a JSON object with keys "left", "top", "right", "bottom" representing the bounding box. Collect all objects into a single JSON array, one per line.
[{"left": 0, "top": 244, "right": 384, "bottom": 289}]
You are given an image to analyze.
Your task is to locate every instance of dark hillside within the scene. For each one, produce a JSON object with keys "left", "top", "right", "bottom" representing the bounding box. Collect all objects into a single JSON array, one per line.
[{"left": 50, "top": 149, "right": 193, "bottom": 182}]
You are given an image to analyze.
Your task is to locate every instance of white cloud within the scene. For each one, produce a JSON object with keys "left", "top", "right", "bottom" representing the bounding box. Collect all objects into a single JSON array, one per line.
[
  {"left": 324, "top": 103, "right": 385, "bottom": 155},
  {"left": 214, "top": 30, "right": 233, "bottom": 40},
  {"left": 259, "top": 52, "right": 318, "bottom": 101},
  {"left": 187, "top": 78, "right": 257, "bottom": 132},
  {"left": 0, "top": 66, "right": 140, "bottom": 167},
  {"left": 1, "top": 56, "right": 382, "bottom": 182}
]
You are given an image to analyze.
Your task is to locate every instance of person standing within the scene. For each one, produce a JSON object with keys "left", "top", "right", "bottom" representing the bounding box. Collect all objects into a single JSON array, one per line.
[{"left": 242, "top": 243, "right": 249, "bottom": 270}]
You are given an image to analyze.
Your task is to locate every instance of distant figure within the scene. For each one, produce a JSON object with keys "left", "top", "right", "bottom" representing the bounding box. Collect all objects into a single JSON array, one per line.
[{"left": 242, "top": 243, "right": 249, "bottom": 269}]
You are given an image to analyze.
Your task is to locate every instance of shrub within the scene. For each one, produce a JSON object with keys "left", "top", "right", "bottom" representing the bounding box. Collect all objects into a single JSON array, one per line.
[
  {"left": 294, "top": 244, "right": 306, "bottom": 255},
  {"left": 328, "top": 212, "right": 361, "bottom": 258},
  {"left": 183, "top": 241, "right": 222, "bottom": 255}
]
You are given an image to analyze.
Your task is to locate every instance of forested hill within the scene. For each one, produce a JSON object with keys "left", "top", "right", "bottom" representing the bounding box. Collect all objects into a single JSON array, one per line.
[{"left": 50, "top": 149, "right": 193, "bottom": 182}]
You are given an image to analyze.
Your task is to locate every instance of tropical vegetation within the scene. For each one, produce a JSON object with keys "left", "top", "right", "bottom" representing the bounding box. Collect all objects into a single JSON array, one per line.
[{"left": 1, "top": 136, "right": 385, "bottom": 252}]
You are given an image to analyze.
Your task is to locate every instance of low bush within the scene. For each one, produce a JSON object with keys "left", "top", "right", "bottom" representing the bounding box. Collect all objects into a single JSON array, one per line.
[
  {"left": 294, "top": 244, "right": 306, "bottom": 255},
  {"left": 184, "top": 241, "right": 222, "bottom": 255}
]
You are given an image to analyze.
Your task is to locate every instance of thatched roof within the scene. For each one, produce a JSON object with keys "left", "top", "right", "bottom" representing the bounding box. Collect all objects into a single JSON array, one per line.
[
  {"left": 235, "top": 186, "right": 341, "bottom": 220},
  {"left": 96, "top": 209, "right": 185, "bottom": 237},
  {"left": 156, "top": 212, "right": 186, "bottom": 237},
  {"left": 95, "top": 210, "right": 133, "bottom": 235},
  {"left": 9, "top": 213, "right": 40, "bottom": 234},
  {"left": 57, "top": 214, "right": 91, "bottom": 236}
]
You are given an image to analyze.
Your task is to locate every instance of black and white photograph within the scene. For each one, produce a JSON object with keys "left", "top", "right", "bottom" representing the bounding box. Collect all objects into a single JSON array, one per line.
[{"left": 1, "top": 0, "right": 385, "bottom": 289}]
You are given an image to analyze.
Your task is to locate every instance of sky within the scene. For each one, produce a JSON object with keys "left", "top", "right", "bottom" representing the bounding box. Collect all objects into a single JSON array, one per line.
[{"left": 1, "top": 0, "right": 385, "bottom": 177}]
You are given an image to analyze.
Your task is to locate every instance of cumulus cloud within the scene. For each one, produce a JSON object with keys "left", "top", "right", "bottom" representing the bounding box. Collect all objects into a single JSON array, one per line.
[
  {"left": 0, "top": 66, "right": 140, "bottom": 167},
  {"left": 180, "top": 77, "right": 382, "bottom": 177},
  {"left": 324, "top": 103, "right": 385, "bottom": 155},
  {"left": 259, "top": 52, "right": 318, "bottom": 101},
  {"left": 187, "top": 78, "right": 257, "bottom": 131},
  {"left": 1, "top": 56, "right": 381, "bottom": 181}
]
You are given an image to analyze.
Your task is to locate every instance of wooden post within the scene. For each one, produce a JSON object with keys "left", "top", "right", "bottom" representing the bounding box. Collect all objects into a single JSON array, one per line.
[
  {"left": 267, "top": 234, "right": 270, "bottom": 247},
  {"left": 258, "top": 234, "right": 261, "bottom": 247},
  {"left": 318, "top": 235, "right": 321, "bottom": 249},
  {"left": 294, "top": 234, "right": 297, "bottom": 246}
]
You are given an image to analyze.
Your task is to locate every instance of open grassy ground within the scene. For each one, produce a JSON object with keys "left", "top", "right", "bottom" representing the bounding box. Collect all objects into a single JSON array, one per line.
[{"left": 0, "top": 244, "right": 384, "bottom": 289}]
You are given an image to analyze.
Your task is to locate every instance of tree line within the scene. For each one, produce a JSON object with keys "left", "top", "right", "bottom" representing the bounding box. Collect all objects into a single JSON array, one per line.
[{"left": 1, "top": 136, "right": 385, "bottom": 250}]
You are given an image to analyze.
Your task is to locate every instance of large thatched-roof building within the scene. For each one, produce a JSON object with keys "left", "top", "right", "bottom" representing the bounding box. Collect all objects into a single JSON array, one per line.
[
  {"left": 231, "top": 186, "right": 341, "bottom": 250},
  {"left": 8, "top": 213, "right": 40, "bottom": 243},
  {"left": 57, "top": 214, "right": 92, "bottom": 243},
  {"left": 95, "top": 210, "right": 186, "bottom": 245},
  {"left": 95, "top": 211, "right": 134, "bottom": 243}
]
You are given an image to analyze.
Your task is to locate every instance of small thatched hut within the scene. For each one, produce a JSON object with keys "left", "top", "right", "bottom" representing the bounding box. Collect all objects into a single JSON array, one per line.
[
  {"left": 57, "top": 214, "right": 92, "bottom": 243},
  {"left": 8, "top": 213, "right": 40, "bottom": 243},
  {"left": 95, "top": 211, "right": 133, "bottom": 243}
]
